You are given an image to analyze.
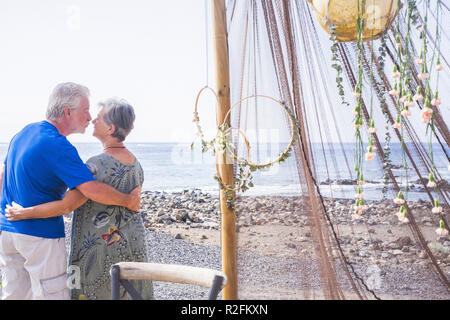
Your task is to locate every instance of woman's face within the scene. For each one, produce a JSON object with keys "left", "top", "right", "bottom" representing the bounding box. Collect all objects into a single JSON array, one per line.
[{"left": 92, "top": 108, "right": 111, "bottom": 140}]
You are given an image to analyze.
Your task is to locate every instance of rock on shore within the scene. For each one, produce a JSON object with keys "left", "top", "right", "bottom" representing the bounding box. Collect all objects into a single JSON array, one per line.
[
  {"left": 139, "top": 189, "right": 445, "bottom": 230},
  {"left": 139, "top": 189, "right": 450, "bottom": 289}
]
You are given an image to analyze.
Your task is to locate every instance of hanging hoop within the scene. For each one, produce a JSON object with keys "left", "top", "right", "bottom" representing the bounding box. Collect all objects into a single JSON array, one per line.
[
  {"left": 219, "top": 95, "right": 299, "bottom": 169},
  {"left": 215, "top": 128, "right": 252, "bottom": 192},
  {"left": 192, "top": 88, "right": 299, "bottom": 196},
  {"left": 192, "top": 86, "right": 220, "bottom": 151}
]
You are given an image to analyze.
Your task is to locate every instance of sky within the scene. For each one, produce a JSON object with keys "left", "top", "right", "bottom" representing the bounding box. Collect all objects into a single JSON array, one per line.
[
  {"left": 0, "top": 1, "right": 448, "bottom": 145},
  {"left": 0, "top": 0, "right": 213, "bottom": 143}
]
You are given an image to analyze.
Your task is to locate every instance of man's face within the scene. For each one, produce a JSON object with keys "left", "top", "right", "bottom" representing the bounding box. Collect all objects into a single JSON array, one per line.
[{"left": 69, "top": 95, "right": 92, "bottom": 134}]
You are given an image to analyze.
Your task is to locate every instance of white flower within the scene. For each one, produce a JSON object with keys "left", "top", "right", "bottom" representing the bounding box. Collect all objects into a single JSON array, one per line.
[
  {"left": 435, "top": 227, "right": 449, "bottom": 237},
  {"left": 401, "top": 109, "right": 411, "bottom": 117},
  {"left": 396, "top": 205, "right": 409, "bottom": 223},
  {"left": 399, "top": 216, "right": 410, "bottom": 224},
  {"left": 404, "top": 100, "right": 414, "bottom": 107},
  {"left": 365, "top": 152, "right": 376, "bottom": 161},
  {"left": 352, "top": 213, "right": 363, "bottom": 220},
  {"left": 420, "top": 108, "right": 433, "bottom": 123},
  {"left": 393, "top": 198, "right": 405, "bottom": 205},
  {"left": 432, "top": 206, "right": 443, "bottom": 214},
  {"left": 354, "top": 205, "right": 368, "bottom": 211},
  {"left": 431, "top": 98, "right": 441, "bottom": 106},
  {"left": 427, "top": 181, "right": 436, "bottom": 188},
  {"left": 393, "top": 122, "right": 402, "bottom": 129},
  {"left": 418, "top": 73, "right": 429, "bottom": 80},
  {"left": 389, "top": 89, "right": 400, "bottom": 96}
]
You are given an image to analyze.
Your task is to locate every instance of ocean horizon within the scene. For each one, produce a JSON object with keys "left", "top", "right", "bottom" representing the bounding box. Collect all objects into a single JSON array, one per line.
[{"left": 0, "top": 141, "right": 448, "bottom": 201}]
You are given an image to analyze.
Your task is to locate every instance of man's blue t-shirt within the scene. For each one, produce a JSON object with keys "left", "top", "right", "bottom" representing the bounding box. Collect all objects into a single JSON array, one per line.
[{"left": 0, "top": 121, "right": 95, "bottom": 238}]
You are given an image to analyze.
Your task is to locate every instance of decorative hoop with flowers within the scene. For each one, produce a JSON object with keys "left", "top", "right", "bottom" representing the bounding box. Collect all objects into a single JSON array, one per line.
[
  {"left": 219, "top": 95, "right": 300, "bottom": 169},
  {"left": 192, "top": 87, "right": 300, "bottom": 208}
]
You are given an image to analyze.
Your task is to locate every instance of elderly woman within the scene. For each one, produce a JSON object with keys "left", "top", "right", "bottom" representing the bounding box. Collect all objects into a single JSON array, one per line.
[{"left": 6, "top": 98, "right": 154, "bottom": 300}]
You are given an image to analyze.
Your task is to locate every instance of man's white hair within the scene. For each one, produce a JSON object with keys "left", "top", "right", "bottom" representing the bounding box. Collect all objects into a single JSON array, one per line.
[{"left": 46, "top": 82, "right": 90, "bottom": 121}]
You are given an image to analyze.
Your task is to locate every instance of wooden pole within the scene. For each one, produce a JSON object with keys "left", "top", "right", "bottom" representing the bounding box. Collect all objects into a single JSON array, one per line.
[
  {"left": 211, "top": 0, "right": 238, "bottom": 300},
  {"left": 112, "top": 262, "right": 227, "bottom": 289}
]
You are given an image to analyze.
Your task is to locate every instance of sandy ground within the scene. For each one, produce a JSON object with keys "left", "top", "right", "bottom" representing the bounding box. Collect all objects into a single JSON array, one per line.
[
  {"left": 149, "top": 220, "right": 450, "bottom": 300},
  {"left": 152, "top": 222, "right": 441, "bottom": 259}
]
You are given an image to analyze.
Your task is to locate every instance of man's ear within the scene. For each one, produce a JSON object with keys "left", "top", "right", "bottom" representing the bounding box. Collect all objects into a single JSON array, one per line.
[
  {"left": 63, "top": 106, "right": 71, "bottom": 118},
  {"left": 108, "top": 124, "right": 115, "bottom": 134}
]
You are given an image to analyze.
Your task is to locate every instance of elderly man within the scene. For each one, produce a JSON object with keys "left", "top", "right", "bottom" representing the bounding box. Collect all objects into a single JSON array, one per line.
[{"left": 0, "top": 82, "right": 141, "bottom": 300}]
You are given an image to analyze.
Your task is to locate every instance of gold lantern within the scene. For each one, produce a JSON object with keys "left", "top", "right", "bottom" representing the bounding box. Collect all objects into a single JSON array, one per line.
[{"left": 307, "top": 0, "right": 401, "bottom": 42}]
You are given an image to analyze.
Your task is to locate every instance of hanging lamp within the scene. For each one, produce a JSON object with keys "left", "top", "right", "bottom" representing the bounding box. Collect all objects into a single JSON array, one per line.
[{"left": 307, "top": 0, "right": 401, "bottom": 42}]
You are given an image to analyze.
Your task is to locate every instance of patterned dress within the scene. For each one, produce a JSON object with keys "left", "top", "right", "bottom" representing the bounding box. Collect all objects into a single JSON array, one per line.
[{"left": 68, "top": 153, "right": 154, "bottom": 300}]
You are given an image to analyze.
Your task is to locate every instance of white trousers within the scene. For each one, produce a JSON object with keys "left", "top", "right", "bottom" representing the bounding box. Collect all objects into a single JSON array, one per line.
[{"left": 0, "top": 230, "right": 70, "bottom": 300}]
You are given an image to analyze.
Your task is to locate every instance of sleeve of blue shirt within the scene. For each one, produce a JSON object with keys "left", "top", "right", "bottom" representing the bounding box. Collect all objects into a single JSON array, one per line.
[{"left": 53, "top": 143, "right": 96, "bottom": 190}]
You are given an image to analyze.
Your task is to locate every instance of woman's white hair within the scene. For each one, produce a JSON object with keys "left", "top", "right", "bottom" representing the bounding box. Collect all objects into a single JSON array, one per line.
[
  {"left": 46, "top": 82, "right": 90, "bottom": 121},
  {"left": 98, "top": 97, "right": 135, "bottom": 142}
]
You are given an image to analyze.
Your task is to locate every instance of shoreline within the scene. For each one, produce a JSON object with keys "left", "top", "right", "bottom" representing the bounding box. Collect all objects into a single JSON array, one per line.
[{"left": 140, "top": 177, "right": 449, "bottom": 201}]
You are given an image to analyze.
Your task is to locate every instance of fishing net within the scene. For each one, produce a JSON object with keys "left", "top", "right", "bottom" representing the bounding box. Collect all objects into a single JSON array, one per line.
[{"left": 218, "top": 0, "right": 450, "bottom": 300}]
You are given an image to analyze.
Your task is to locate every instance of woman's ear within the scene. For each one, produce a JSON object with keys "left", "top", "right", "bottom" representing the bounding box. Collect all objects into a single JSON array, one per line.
[{"left": 108, "top": 124, "right": 116, "bottom": 134}]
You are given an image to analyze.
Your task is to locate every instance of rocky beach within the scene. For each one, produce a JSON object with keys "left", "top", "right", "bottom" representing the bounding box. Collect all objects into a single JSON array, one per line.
[
  {"left": 135, "top": 189, "right": 450, "bottom": 300},
  {"left": 2, "top": 188, "right": 449, "bottom": 300}
]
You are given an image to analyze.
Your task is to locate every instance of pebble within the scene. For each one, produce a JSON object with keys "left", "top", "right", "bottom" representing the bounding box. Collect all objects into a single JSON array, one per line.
[
  {"left": 139, "top": 189, "right": 449, "bottom": 259},
  {"left": 141, "top": 190, "right": 442, "bottom": 233}
]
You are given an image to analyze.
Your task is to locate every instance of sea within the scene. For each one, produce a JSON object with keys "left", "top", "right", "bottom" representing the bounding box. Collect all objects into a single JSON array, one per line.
[{"left": 0, "top": 142, "right": 448, "bottom": 201}]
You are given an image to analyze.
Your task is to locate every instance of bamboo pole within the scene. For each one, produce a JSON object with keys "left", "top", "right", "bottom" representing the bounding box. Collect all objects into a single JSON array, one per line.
[{"left": 211, "top": 0, "right": 238, "bottom": 300}]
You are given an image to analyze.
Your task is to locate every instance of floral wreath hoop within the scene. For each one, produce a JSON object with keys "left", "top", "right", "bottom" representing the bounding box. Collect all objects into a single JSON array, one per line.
[
  {"left": 219, "top": 95, "right": 299, "bottom": 169},
  {"left": 193, "top": 86, "right": 252, "bottom": 192},
  {"left": 215, "top": 128, "right": 252, "bottom": 192},
  {"left": 192, "top": 86, "right": 220, "bottom": 152},
  {"left": 192, "top": 87, "right": 300, "bottom": 202}
]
